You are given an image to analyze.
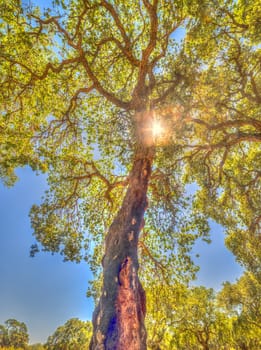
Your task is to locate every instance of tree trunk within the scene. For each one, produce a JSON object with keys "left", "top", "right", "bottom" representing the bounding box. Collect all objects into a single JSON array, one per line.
[{"left": 90, "top": 111, "right": 155, "bottom": 350}]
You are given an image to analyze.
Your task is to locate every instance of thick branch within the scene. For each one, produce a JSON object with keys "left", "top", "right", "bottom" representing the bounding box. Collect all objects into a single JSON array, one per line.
[
  {"left": 101, "top": 0, "right": 131, "bottom": 50},
  {"left": 131, "top": 0, "right": 159, "bottom": 107},
  {"left": 188, "top": 118, "right": 261, "bottom": 132},
  {"left": 187, "top": 132, "right": 261, "bottom": 152},
  {"left": 80, "top": 51, "right": 131, "bottom": 109},
  {"left": 30, "top": 14, "right": 132, "bottom": 110}
]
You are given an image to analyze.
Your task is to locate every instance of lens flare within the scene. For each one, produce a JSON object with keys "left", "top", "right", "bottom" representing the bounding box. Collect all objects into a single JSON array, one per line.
[{"left": 152, "top": 120, "right": 163, "bottom": 138}]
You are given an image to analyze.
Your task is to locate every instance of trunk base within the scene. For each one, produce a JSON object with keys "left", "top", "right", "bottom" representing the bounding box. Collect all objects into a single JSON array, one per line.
[
  {"left": 115, "top": 257, "right": 146, "bottom": 350},
  {"left": 90, "top": 257, "right": 146, "bottom": 350}
]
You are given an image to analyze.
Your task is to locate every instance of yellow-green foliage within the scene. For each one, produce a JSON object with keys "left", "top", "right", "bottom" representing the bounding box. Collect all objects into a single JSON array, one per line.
[{"left": 0, "top": 0, "right": 260, "bottom": 347}]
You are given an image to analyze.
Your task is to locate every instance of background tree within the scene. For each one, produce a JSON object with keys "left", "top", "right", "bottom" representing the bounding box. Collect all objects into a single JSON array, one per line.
[
  {"left": 28, "top": 344, "right": 46, "bottom": 350},
  {"left": 0, "top": 319, "right": 29, "bottom": 349},
  {"left": 45, "top": 318, "right": 92, "bottom": 350},
  {"left": 1, "top": 0, "right": 260, "bottom": 349},
  {"left": 218, "top": 272, "right": 261, "bottom": 349},
  {"left": 0, "top": 324, "right": 8, "bottom": 348},
  {"left": 146, "top": 284, "right": 234, "bottom": 350}
]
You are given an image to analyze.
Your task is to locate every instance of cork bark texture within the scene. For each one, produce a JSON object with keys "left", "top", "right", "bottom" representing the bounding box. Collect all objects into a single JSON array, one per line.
[{"left": 90, "top": 144, "right": 154, "bottom": 349}]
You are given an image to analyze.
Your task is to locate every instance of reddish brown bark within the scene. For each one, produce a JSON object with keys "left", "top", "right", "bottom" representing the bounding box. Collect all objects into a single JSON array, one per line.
[
  {"left": 116, "top": 256, "right": 146, "bottom": 349},
  {"left": 90, "top": 112, "right": 154, "bottom": 350}
]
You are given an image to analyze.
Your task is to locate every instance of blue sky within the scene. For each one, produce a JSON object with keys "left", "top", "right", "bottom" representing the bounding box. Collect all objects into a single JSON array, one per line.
[{"left": 0, "top": 168, "right": 93, "bottom": 344}]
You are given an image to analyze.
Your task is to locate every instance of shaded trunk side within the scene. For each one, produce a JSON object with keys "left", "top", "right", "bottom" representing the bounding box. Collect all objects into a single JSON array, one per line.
[{"left": 90, "top": 142, "right": 154, "bottom": 350}]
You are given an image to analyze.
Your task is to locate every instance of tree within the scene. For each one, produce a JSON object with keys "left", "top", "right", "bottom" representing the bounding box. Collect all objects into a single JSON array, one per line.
[
  {"left": 145, "top": 282, "right": 236, "bottom": 350},
  {"left": 0, "top": 0, "right": 260, "bottom": 349},
  {"left": 0, "top": 319, "right": 29, "bottom": 349},
  {"left": 172, "top": 287, "right": 232, "bottom": 350},
  {"left": 218, "top": 272, "right": 261, "bottom": 349},
  {"left": 28, "top": 344, "right": 46, "bottom": 350},
  {"left": 0, "top": 324, "right": 8, "bottom": 348},
  {"left": 45, "top": 318, "right": 92, "bottom": 350}
]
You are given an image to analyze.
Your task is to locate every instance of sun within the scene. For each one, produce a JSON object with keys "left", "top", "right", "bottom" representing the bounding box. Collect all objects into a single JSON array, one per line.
[{"left": 152, "top": 120, "right": 163, "bottom": 138}]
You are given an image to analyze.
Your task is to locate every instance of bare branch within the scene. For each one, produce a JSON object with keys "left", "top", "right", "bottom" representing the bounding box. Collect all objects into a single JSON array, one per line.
[
  {"left": 138, "top": 239, "right": 166, "bottom": 275},
  {"left": 64, "top": 85, "right": 95, "bottom": 117},
  {"left": 187, "top": 118, "right": 261, "bottom": 132},
  {"left": 151, "top": 74, "right": 183, "bottom": 106},
  {"left": 101, "top": 0, "right": 131, "bottom": 49},
  {"left": 79, "top": 51, "right": 131, "bottom": 109}
]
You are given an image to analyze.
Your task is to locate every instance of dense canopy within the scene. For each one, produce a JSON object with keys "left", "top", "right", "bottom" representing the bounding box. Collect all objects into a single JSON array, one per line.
[{"left": 0, "top": 0, "right": 260, "bottom": 348}]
